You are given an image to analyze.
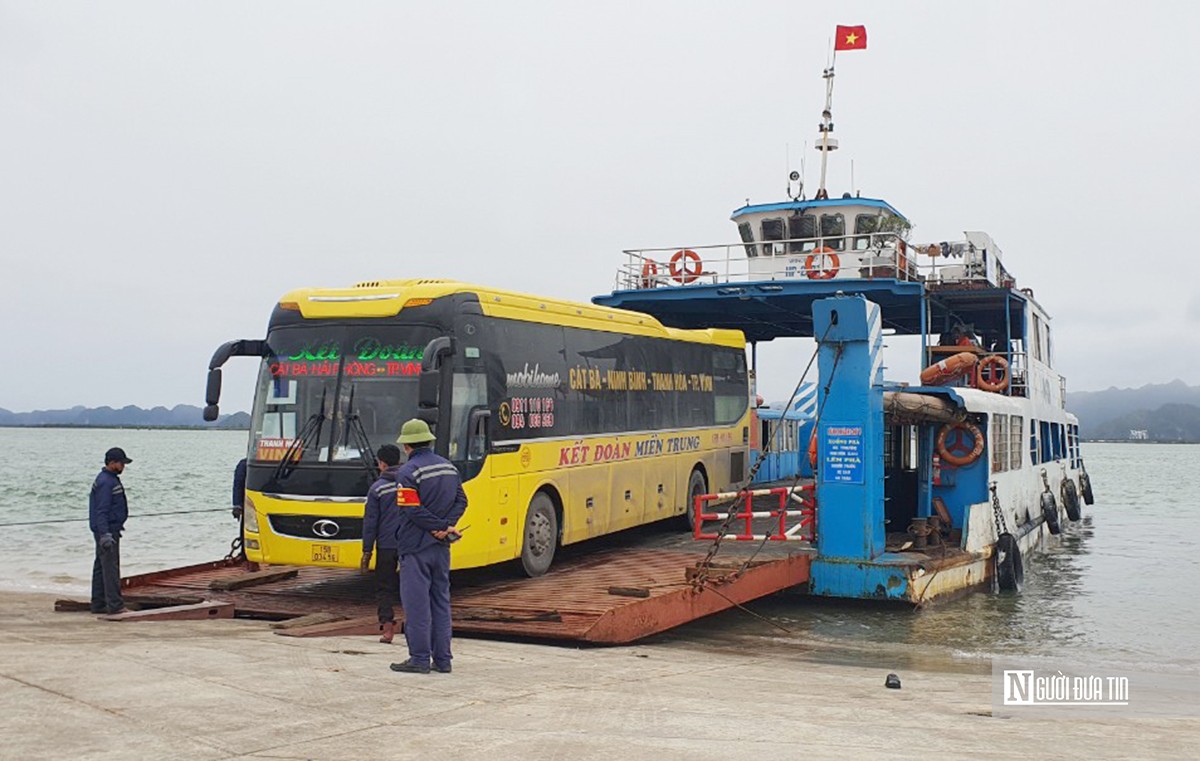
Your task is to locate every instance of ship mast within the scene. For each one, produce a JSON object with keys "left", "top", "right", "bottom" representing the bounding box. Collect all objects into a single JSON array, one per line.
[{"left": 815, "top": 52, "right": 839, "bottom": 200}]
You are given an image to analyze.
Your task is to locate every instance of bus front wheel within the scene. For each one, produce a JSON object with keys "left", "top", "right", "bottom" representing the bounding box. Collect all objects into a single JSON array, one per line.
[
  {"left": 520, "top": 492, "right": 558, "bottom": 577},
  {"left": 682, "top": 469, "right": 708, "bottom": 533}
]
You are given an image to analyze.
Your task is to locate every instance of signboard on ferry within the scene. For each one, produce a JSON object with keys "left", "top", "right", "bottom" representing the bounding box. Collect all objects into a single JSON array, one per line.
[{"left": 822, "top": 425, "right": 864, "bottom": 484}]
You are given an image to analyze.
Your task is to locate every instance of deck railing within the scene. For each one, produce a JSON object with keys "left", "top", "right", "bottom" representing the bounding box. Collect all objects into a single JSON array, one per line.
[{"left": 615, "top": 233, "right": 999, "bottom": 291}]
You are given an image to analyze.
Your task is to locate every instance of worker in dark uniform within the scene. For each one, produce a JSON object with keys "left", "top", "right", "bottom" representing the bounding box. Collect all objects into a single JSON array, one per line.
[
  {"left": 361, "top": 444, "right": 404, "bottom": 644},
  {"left": 389, "top": 419, "right": 466, "bottom": 675},
  {"left": 89, "top": 447, "right": 132, "bottom": 615}
]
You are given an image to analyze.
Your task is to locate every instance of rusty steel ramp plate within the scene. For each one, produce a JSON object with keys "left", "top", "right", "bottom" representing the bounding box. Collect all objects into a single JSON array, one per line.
[
  {"left": 107, "top": 549, "right": 811, "bottom": 644},
  {"left": 450, "top": 549, "right": 811, "bottom": 643}
]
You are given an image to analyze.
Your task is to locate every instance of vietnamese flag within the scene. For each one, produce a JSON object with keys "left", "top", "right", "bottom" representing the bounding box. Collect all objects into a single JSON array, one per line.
[{"left": 834, "top": 25, "right": 867, "bottom": 51}]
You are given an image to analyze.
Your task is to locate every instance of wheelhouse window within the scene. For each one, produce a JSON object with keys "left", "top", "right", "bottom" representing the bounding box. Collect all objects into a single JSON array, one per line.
[
  {"left": 820, "top": 213, "right": 846, "bottom": 251},
  {"left": 787, "top": 214, "right": 817, "bottom": 254},
  {"left": 761, "top": 218, "right": 786, "bottom": 256},
  {"left": 853, "top": 214, "right": 880, "bottom": 251},
  {"left": 738, "top": 222, "right": 758, "bottom": 258}
]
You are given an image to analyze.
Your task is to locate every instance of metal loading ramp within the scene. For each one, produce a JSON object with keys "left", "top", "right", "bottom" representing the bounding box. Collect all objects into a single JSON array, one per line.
[{"left": 81, "top": 546, "right": 812, "bottom": 645}]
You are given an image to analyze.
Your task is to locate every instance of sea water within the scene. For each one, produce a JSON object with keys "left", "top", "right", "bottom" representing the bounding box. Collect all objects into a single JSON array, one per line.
[
  {"left": 1, "top": 428, "right": 1196, "bottom": 672},
  {"left": 664, "top": 442, "right": 1200, "bottom": 675},
  {"left": 0, "top": 428, "right": 246, "bottom": 592}
]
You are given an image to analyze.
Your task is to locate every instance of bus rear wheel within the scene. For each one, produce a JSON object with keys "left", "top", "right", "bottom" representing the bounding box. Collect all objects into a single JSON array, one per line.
[
  {"left": 520, "top": 492, "right": 558, "bottom": 577},
  {"left": 682, "top": 469, "right": 708, "bottom": 533}
]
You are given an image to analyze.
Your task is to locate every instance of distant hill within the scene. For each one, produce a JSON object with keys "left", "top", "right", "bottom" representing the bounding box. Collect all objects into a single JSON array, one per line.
[
  {"left": 0, "top": 404, "right": 249, "bottom": 430},
  {"left": 1089, "top": 403, "right": 1200, "bottom": 443},
  {"left": 1068, "top": 380, "right": 1200, "bottom": 442}
]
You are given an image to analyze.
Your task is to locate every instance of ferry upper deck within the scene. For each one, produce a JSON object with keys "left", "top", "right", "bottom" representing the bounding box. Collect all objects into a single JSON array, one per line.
[{"left": 594, "top": 195, "right": 1061, "bottom": 406}]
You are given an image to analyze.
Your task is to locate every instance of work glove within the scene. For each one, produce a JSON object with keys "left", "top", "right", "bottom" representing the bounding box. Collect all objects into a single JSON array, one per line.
[
  {"left": 231, "top": 506, "right": 243, "bottom": 520},
  {"left": 99, "top": 533, "right": 115, "bottom": 551},
  {"left": 360, "top": 551, "right": 372, "bottom": 574}
]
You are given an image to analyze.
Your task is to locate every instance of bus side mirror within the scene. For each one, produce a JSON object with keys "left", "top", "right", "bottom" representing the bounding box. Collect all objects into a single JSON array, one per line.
[
  {"left": 203, "top": 369, "right": 222, "bottom": 421},
  {"left": 417, "top": 369, "right": 441, "bottom": 421},
  {"left": 417, "top": 336, "right": 455, "bottom": 423},
  {"left": 416, "top": 402, "right": 439, "bottom": 426}
]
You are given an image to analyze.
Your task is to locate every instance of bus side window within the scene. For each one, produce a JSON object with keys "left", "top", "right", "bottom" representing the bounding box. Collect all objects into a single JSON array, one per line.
[
  {"left": 449, "top": 372, "right": 488, "bottom": 462},
  {"left": 467, "top": 406, "right": 490, "bottom": 462}
]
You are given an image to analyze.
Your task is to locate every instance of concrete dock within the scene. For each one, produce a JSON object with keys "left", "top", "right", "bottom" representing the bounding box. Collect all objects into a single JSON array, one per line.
[{"left": 1, "top": 591, "right": 1195, "bottom": 760}]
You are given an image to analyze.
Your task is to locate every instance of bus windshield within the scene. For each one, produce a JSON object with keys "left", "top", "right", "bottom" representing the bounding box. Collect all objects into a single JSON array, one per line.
[{"left": 248, "top": 324, "right": 439, "bottom": 474}]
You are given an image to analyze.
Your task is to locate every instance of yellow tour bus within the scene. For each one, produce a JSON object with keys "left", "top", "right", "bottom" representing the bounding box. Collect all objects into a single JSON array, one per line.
[{"left": 203, "top": 279, "right": 750, "bottom": 576}]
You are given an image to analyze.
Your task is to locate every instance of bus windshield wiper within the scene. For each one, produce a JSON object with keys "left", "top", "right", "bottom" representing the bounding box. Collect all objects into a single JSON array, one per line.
[
  {"left": 341, "top": 383, "right": 379, "bottom": 481},
  {"left": 273, "top": 389, "right": 327, "bottom": 483}
]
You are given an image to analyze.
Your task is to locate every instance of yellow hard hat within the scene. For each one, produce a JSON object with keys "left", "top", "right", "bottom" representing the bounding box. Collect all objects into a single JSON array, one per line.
[{"left": 397, "top": 418, "right": 436, "bottom": 444}]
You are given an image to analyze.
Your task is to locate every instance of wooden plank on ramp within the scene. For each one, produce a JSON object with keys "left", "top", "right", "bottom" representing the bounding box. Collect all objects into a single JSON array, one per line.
[{"left": 100, "top": 601, "right": 235, "bottom": 622}]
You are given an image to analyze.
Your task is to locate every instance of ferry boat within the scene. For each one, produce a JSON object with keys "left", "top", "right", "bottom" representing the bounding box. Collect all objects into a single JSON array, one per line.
[{"left": 594, "top": 53, "right": 1096, "bottom": 603}]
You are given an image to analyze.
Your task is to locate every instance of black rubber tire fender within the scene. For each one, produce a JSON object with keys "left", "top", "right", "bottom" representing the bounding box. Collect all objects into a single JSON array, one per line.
[
  {"left": 1041, "top": 491, "right": 1061, "bottom": 535},
  {"left": 1080, "top": 472, "right": 1095, "bottom": 506},
  {"left": 1062, "top": 478, "right": 1082, "bottom": 522},
  {"left": 520, "top": 491, "right": 558, "bottom": 578},
  {"left": 994, "top": 532, "right": 1023, "bottom": 592}
]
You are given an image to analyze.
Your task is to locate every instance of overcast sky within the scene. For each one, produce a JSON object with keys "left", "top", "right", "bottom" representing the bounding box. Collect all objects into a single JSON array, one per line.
[{"left": 3, "top": 1, "right": 1198, "bottom": 413}]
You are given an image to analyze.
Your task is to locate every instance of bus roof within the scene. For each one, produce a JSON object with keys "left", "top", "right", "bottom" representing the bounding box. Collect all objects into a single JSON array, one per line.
[{"left": 277, "top": 279, "right": 746, "bottom": 349}]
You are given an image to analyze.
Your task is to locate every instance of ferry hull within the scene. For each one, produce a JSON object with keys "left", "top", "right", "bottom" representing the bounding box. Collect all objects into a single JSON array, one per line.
[{"left": 809, "top": 520, "right": 1054, "bottom": 604}]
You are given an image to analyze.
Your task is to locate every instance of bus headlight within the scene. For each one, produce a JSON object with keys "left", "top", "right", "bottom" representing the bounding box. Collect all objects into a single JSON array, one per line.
[{"left": 243, "top": 495, "right": 260, "bottom": 533}]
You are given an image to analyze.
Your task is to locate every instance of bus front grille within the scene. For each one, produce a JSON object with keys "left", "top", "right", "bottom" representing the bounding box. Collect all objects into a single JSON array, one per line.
[{"left": 268, "top": 514, "right": 364, "bottom": 541}]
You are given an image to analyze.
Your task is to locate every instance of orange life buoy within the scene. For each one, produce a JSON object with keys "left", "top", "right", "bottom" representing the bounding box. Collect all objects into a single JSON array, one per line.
[
  {"left": 804, "top": 246, "right": 840, "bottom": 280},
  {"left": 669, "top": 249, "right": 702, "bottom": 284},
  {"left": 640, "top": 259, "right": 659, "bottom": 289},
  {"left": 976, "top": 354, "right": 1010, "bottom": 392},
  {"left": 919, "top": 351, "right": 978, "bottom": 386},
  {"left": 936, "top": 421, "right": 985, "bottom": 467},
  {"left": 807, "top": 430, "right": 818, "bottom": 470}
]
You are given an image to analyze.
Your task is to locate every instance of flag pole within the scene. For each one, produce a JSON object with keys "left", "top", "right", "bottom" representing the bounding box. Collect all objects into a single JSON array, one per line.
[{"left": 816, "top": 42, "right": 837, "bottom": 200}]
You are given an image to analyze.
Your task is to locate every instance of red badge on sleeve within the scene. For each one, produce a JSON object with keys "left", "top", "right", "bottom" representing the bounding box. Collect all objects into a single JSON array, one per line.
[{"left": 396, "top": 488, "right": 421, "bottom": 508}]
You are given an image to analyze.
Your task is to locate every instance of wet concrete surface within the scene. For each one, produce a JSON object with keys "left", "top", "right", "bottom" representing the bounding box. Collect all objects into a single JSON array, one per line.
[{"left": 2, "top": 591, "right": 1196, "bottom": 760}]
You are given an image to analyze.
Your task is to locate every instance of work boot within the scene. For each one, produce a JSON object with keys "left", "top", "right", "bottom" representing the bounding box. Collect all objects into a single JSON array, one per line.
[
  {"left": 432, "top": 662, "right": 452, "bottom": 674},
  {"left": 389, "top": 659, "right": 430, "bottom": 674},
  {"left": 379, "top": 621, "right": 395, "bottom": 644}
]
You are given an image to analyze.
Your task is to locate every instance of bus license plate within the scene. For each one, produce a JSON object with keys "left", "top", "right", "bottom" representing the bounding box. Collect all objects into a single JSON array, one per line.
[{"left": 311, "top": 544, "right": 339, "bottom": 563}]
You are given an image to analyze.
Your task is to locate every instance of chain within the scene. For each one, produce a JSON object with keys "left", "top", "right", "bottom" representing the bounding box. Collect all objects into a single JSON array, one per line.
[
  {"left": 691, "top": 327, "right": 837, "bottom": 588},
  {"left": 989, "top": 482, "right": 1009, "bottom": 538},
  {"left": 224, "top": 534, "right": 245, "bottom": 562},
  {"left": 225, "top": 510, "right": 246, "bottom": 561},
  {"left": 732, "top": 344, "right": 844, "bottom": 576}
]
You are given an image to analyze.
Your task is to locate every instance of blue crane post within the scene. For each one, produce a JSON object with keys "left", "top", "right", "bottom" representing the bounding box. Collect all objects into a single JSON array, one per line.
[{"left": 809, "top": 295, "right": 902, "bottom": 598}]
